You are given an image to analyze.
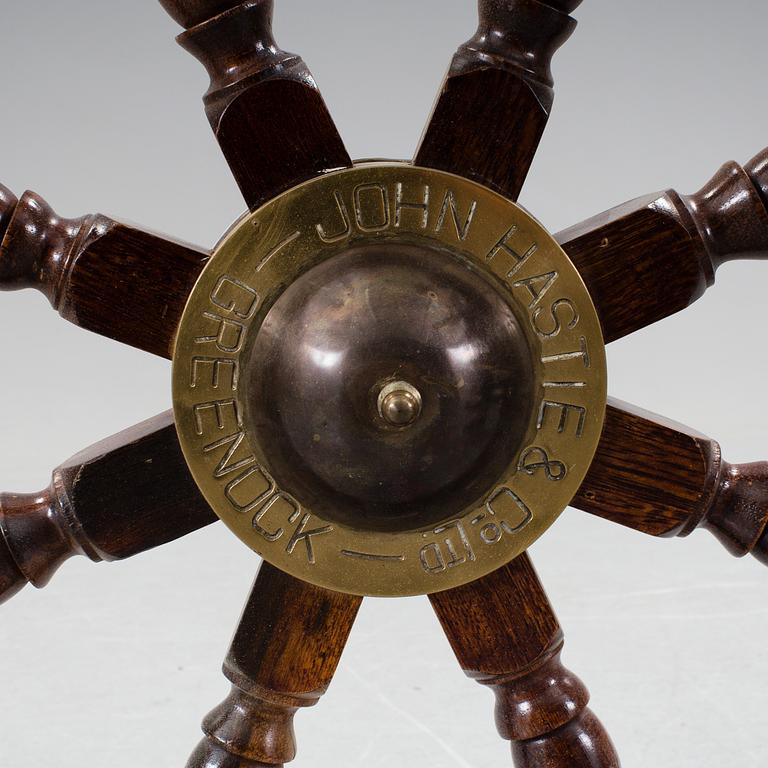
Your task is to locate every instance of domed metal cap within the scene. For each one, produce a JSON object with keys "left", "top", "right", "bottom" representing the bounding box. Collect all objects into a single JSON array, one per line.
[
  {"left": 172, "top": 163, "right": 607, "bottom": 596},
  {"left": 244, "top": 243, "right": 535, "bottom": 532}
]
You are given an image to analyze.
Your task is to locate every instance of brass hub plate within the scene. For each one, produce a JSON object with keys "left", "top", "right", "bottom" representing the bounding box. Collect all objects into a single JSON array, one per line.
[{"left": 172, "top": 163, "right": 607, "bottom": 597}]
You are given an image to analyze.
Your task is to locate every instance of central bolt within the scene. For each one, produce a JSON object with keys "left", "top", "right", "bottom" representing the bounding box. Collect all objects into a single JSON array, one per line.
[{"left": 377, "top": 380, "right": 423, "bottom": 427}]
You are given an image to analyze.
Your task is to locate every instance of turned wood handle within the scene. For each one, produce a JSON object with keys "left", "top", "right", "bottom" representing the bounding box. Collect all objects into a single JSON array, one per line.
[
  {"left": 457, "top": 0, "right": 582, "bottom": 97},
  {"left": 158, "top": 0, "right": 243, "bottom": 28},
  {"left": 0, "top": 413, "right": 216, "bottom": 605},
  {"left": 430, "top": 556, "right": 620, "bottom": 767},
  {"left": 186, "top": 563, "right": 361, "bottom": 767},
  {"left": 416, "top": 0, "right": 583, "bottom": 203},
  {"left": 573, "top": 401, "right": 768, "bottom": 566},
  {"left": 0, "top": 182, "right": 207, "bottom": 358},
  {"left": 475, "top": 1, "right": 584, "bottom": 65},
  {"left": 157, "top": 0, "right": 351, "bottom": 210},
  {"left": 159, "top": 0, "right": 297, "bottom": 121},
  {"left": 173, "top": 1, "right": 299, "bottom": 103},
  {"left": 682, "top": 147, "right": 768, "bottom": 268},
  {"left": 0, "top": 187, "right": 92, "bottom": 301},
  {"left": 703, "top": 461, "right": 768, "bottom": 565},
  {"left": 557, "top": 146, "right": 768, "bottom": 343}
]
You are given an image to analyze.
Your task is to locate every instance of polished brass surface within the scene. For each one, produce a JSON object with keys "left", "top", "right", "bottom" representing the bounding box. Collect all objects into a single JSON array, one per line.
[
  {"left": 377, "top": 381, "right": 422, "bottom": 427},
  {"left": 172, "top": 163, "right": 607, "bottom": 596}
]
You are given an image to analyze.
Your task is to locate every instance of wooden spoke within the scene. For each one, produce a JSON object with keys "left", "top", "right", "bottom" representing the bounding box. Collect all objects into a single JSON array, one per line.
[
  {"left": 429, "top": 554, "right": 620, "bottom": 768},
  {"left": 414, "top": 1, "right": 582, "bottom": 201},
  {"left": 558, "top": 147, "right": 768, "bottom": 343},
  {"left": 0, "top": 182, "right": 208, "bottom": 358},
  {"left": 0, "top": 411, "right": 217, "bottom": 605},
  {"left": 159, "top": 0, "right": 352, "bottom": 211},
  {"left": 187, "top": 561, "right": 361, "bottom": 768},
  {"left": 572, "top": 398, "right": 768, "bottom": 564}
]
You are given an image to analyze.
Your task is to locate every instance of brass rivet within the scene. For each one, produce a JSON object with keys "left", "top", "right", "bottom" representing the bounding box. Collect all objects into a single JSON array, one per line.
[{"left": 377, "top": 380, "right": 423, "bottom": 427}]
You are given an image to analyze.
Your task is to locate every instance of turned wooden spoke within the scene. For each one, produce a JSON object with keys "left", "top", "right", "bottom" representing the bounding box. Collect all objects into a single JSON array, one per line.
[
  {"left": 160, "top": 0, "right": 351, "bottom": 211},
  {"left": 572, "top": 398, "right": 768, "bottom": 564},
  {"left": 0, "top": 412, "right": 217, "bottom": 605},
  {"left": 414, "top": 0, "right": 582, "bottom": 201},
  {"left": 187, "top": 561, "right": 361, "bottom": 768},
  {"left": 558, "top": 147, "right": 768, "bottom": 343},
  {"left": 0, "top": 182, "right": 208, "bottom": 358},
  {"left": 430, "top": 554, "right": 620, "bottom": 768}
]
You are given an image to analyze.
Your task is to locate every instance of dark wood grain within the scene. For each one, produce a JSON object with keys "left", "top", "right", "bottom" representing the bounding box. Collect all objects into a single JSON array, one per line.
[
  {"left": 0, "top": 185, "right": 208, "bottom": 358},
  {"left": 430, "top": 554, "right": 620, "bottom": 767},
  {"left": 0, "top": 411, "right": 217, "bottom": 604},
  {"left": 572, "top": 399, "right": 768, "bottom": 564},
  {"left": 161, "top": 0, "right": 351, "bottom": 210},
  {"left": 187, "top": 562, "right": 361, "bottom": 768},
  {"left": 414, "top": 0, "right": 582, "bottom": 201},
  {"left": 558, "top": 147, "right": 768, "bottom": 343},
  {"left": 572, "top": 399, "right": 716, "bottom": 537}
]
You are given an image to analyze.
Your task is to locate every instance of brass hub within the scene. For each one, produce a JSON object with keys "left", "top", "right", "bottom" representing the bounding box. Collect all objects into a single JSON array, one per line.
[{"left": 172, "top": 163, "right": 607, "bottom": 596}]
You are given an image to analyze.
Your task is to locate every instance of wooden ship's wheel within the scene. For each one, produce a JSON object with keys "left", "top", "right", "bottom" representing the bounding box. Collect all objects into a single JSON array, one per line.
[{"left": 1, "top": 2, "right": 767, "bottom": 765}]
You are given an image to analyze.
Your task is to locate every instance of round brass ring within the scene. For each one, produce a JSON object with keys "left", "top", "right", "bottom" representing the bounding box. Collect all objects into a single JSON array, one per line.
[{"left": 172, "top": 163, "right": 607, "bottom": 597}]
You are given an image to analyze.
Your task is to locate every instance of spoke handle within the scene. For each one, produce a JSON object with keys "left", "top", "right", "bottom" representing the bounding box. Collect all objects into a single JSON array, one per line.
[
  {"left": 415, "top": 0, "right": 583, "bottom": 203},
  {"left": 558, "top": 146, "right": 768, "bottom": 343},
  {"left": 485, "top": 644, "right": 617, "bottom": 767},
  {"left": 158, "top": 0, "right": 351, "bottom": 210},
  {"left": 681, "top": 147, "right": 768, "bottom": 269},
  {"left": 467, "top": 0, "right": 582, "bottom": 91},
  {"left": 158, "top": 0, "right": 242, "bottom": 28},
  {"left": 0, "top": 485, "right": 94, "bottom": 603},
  {"left": 0, "top": 413, "right": 217, "bottom": 605},
  {"left": 701, "top": 461, "right": 768, "bottom": 564},
  {"left": 500, "top": 650, "right": 619, "bottom": 767},
  {"left": 573, "top": 402, "right": 768, "bottom": 565},
  {"left": 430, "top": 556, "right": 620, "bottom": 767},
  {"left": 0, "top": 182, "right": 208, "bottom": 358},
  {"left": 0, "top": 186, "right": 89, "bottom": 301},
  {"left": 186, "top": 563, "right": 361, "bottom": 767},
  {"left": 172, "top": 1, "right": 300, "bottom": 107}
]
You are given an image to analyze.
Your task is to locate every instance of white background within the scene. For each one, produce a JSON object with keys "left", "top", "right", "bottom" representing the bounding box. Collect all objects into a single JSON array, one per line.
[{"left": 0, "top": 1, "right": 766, "bottom": 766}]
